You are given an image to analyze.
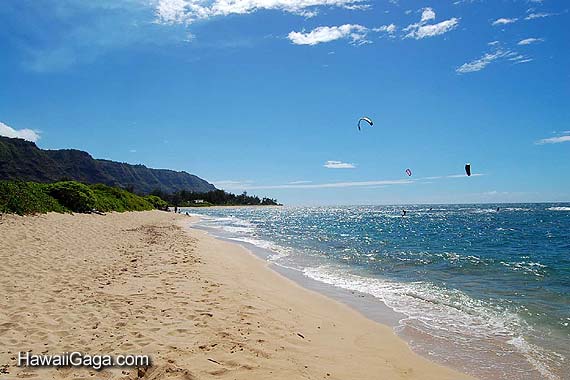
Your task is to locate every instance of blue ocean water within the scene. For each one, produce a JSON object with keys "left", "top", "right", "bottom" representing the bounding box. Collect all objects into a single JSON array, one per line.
[{"left": 183, "top": 204, "right": 570, "bottom": 380}]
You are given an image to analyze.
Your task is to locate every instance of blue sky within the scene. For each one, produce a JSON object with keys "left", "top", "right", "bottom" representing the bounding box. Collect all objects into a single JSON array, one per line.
[{"left": 1, "top": 0, "right": 569, "bottom": 205}]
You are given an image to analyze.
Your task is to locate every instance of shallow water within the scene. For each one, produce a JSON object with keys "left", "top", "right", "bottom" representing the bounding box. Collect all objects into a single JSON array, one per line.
[{"left": 183, "top": 204, "right": 570, "bottom": 380}]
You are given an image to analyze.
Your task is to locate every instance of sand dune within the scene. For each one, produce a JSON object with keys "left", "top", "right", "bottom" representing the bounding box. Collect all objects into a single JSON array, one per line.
[{"left": 0, "top": 211, "right": 473, "bottom": 379}]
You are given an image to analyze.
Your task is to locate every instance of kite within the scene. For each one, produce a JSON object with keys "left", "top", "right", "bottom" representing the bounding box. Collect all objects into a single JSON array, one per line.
[{"left": 357, "top": 117, "right": 373, "bottom": 131}]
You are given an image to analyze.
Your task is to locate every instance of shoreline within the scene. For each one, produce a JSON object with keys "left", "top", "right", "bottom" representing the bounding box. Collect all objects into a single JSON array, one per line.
[
  {"left": 184, "top": 204, "right": 570, "bottom": 380},
  {"left": 188, "top": 219, "right": 407, "bottom": 328},
  {"left": 187, "top": 216, "right": 482, "bottom": 378},
  {"left": 0, "top": 210, "right": 473, "bottom": 379}
]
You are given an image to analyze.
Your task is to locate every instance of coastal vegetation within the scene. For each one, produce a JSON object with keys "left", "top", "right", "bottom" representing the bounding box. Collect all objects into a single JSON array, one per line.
[
  {"left": 151, "top": 189, "right": 281, "bottom": 207},
  {"left": 0, "top": 180, "right": 278, "bottom": 215},
  {"left": 0, "top": 180, "right": 167, "bottom": 215}
]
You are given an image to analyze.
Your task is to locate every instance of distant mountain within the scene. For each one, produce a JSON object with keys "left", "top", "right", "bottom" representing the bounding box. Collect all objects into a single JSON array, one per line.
[{"left": 0, "top": 136, "right": 216, "bottom": 194}]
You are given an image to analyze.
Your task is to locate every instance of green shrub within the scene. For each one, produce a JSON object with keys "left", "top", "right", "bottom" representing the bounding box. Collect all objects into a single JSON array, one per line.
[
  {"left": 0, "top": 180, "right": 170, "bottom": 215},
  {"left": 144, "top": 195, "right": 168, "bottom": 210},
  {"left": 47, "top": 181, "right": 96, "bottom": 213},
  {"left": 0, "top": 180, "right": 66, "bottom": 215},
  {"left": 90, "top": 183, "right": 153, "bottom": 212}
]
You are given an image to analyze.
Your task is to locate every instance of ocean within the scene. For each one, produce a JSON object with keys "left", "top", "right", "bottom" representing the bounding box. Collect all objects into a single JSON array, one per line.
[{"left": 182, "top": 204, "right": 570, "bottom": 380}]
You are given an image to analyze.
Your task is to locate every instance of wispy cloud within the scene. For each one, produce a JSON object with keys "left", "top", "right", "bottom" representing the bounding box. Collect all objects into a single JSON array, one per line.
[
  {"left": 446, "top": 173, "right": 484, "bottom": 178},
  {"left": 421, "top": 173, "right": 484, "bottom": 180},
  {"left": 456, "top": 50, "right": 506, "bottom": 73},
  {"left": 324, "top": 160, "right": 356, "bottom": 169},
  {"left": 213, "top": 172, "right": 483, "bottom": 191},
  {"left": 0, "top": 122, "right": 40, "bottom": 142},
  {"left": 404, "top": 8, "right": 459, "bottom": 39},
  {"left": 155, "top": 0, "right": 369, "bottom": 24},
  {"left": 525, "top": 12, "right": 555, "bottom": 20},
  {"left": 12, "top": 1, "right": 190, "bottom": 72},
  {"left": 230, "top": 179, "right": 413, "bottom": 190},
  {"left": 457, "top": 46, "right": 530, "bottom": 73},
  {"left": 288, "top": 24, "right": 370, "bottom": 46},
  {"left": 536, "top": 135, "right": 570, "bottom": 144},
  {"left": 518, "top": 37, "right": 544, "bottom": 45},
  {"left": 213, "top": 179, "right": 254, "bottom": 188},
  {"left": 373, "top": 23, "right": 397, "bottom": 36},
  {"left": 288, "top": 180, "right": 313, "bottom": 184},
  {"left": 492, "top": 17, "right": 518, "bottom": 25}
]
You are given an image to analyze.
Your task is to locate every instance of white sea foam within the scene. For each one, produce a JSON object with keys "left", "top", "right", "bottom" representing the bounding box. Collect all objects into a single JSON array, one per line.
[
  {"left": 506, "top": 336, "right": 561, "bottom": 380},
  {"left": 304, "top": 266, "right": 521, "bottom": 337},
  {"left": 547, "top": 207, "right": 570, "bottom": 211},
  {"left": 193, "top": 215, "right": 292, "bottom": 261},
  {"left": 303, "top": 265, "right": 560, "bottom": 380},
  {"left": 226, "top": 236, "right": 292, "bottom": 261},
  {"left": 500, "top": 261, "right": 547, "bottom": 276}
]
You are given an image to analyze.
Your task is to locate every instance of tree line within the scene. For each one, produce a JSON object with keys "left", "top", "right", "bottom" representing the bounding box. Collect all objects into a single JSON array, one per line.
[{"left": 150, "top": 189, "right": 280, "bottom": 207}]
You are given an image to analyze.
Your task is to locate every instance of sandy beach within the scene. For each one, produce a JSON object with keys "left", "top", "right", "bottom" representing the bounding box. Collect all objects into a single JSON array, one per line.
[{"left": 0, "top": 210, "right": 473, "bottom": 380}]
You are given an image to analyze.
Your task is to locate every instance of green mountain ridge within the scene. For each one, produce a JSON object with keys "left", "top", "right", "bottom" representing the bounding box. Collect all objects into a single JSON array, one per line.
[{"left": 0, "top": 136, "right": 216, "bottom": 194}]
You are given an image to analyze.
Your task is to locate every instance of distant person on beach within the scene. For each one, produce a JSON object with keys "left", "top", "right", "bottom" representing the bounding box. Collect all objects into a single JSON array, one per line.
[{"left": 174, "top": 206, "right": 178, "bottom": 213}]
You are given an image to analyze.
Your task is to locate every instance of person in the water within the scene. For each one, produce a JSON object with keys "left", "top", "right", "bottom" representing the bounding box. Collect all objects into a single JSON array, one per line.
[{"left": 402, "top": 209, "right": 407, "bottom": 217}]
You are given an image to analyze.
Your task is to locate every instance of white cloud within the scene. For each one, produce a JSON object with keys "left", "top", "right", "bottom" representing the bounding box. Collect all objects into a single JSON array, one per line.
[
  {"left": 420, "top": 7, "right": 436, "bottom": 23},
  {"left": 288, "top": 24, "right": 370, "bottom": 45},
  {"left": 0, "top": 122, "right": 41, "bottom": 142},
  {"left": 155, "top": 0, "right": 369, "bottom": 24},
  {"left": 456, "top": 48, "right": 530, "bottom": 73},
  {"left": 406, "top": 18, "right": 459, "bottom": 39},
  {"left": 373, "top": 23, "right": 397, "bottom": 35},
  {"left": 155, "top": 0, "right": 189, "bottom": 24},
  {"left": 492, "top": 17, "right": 517, "bottom": 25},
  {"left": 288, "top": 23, "right": 397, "bottom": 46},
  {"left": 518, "top": 37, "right": 543, "bottom": 45},
  {"left": 323, "top": 160, "right": 356, "bottom": 169},
  {"left": 404, "top": 8, "right": 459, "bottom": 39},
  {"left": 536, "top": 135, "right": 570, "bottom": 144}
]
